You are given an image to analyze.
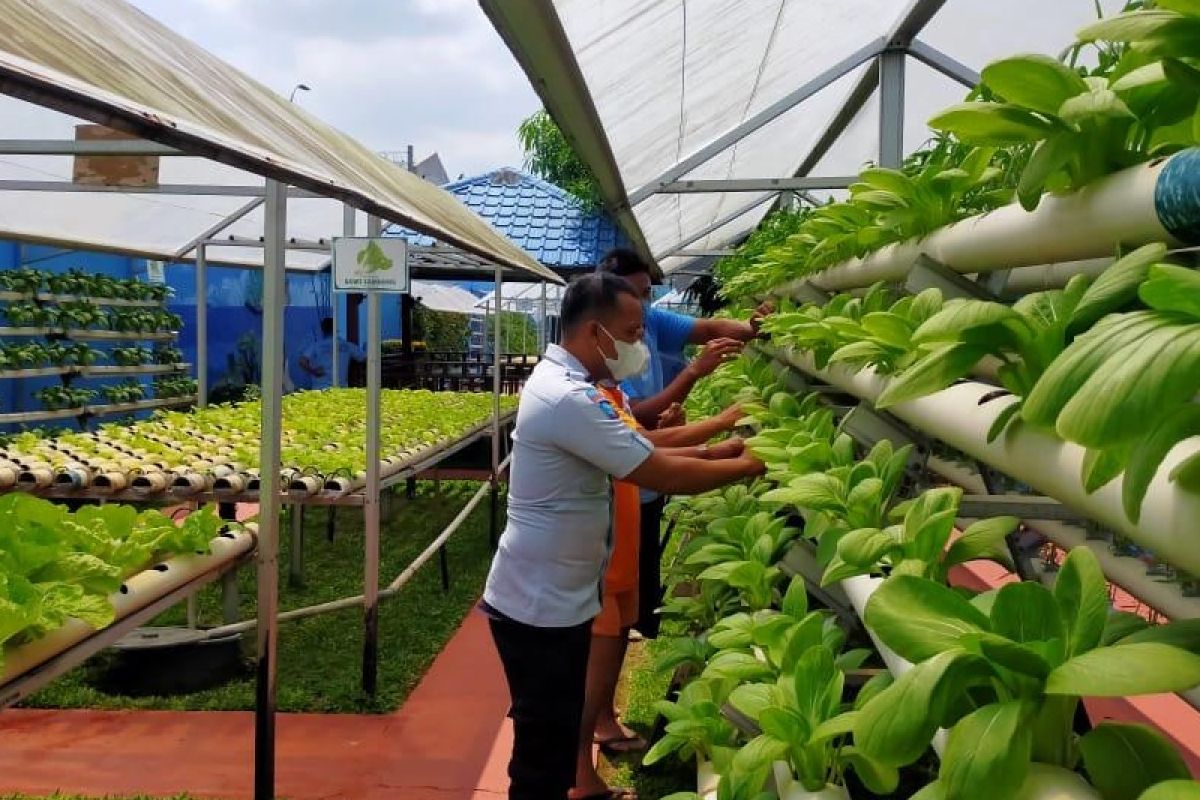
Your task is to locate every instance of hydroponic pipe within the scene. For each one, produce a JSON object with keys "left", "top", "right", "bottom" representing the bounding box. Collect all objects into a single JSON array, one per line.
[
  {"left": 926, "top": 457, "right": 1200, "bottom": 623},
  {"left": 810, "top": 149, "right": 1200, "bottom": 292},
  {"left": 780, "top": 349, "right": 1200, "bottom": 577},
  {"left": 0, "top": 528, "right": 255, "bottom": 685}
]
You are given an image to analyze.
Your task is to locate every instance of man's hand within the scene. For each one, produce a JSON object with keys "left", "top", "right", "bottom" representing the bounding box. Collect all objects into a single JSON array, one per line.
[
  {"left": 750, "top": 301, "right": 775, "bottom": 335},
  {"left": 658, "top": 402, "right": 686, "bottom": 429},
  {"left": 688, "top": 338, "right": 744, "bottom": 379},
  {"left": 717, "top": 403, "right": 744, "bottom": 431},
  {"left": 705, "top": 436, "right": 745, "bottom": 460},
  {"left": 735, "top": 450, "right": 766, "bottom": 477}
]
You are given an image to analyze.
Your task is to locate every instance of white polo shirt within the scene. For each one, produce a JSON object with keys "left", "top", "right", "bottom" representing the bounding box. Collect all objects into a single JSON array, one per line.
[{"left": 483, "top": 344, "right": 654, "bottom": 627}]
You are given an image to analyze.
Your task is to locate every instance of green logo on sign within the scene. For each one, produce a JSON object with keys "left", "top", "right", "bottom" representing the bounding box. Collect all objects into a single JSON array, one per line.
[{"left": 356, "top": 240, "right": 393, "bottom": 274}]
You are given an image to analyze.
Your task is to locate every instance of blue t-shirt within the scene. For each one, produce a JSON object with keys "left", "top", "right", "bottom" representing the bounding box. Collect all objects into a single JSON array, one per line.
[
  {"left": 620, "top": 307, "right": 695, "bottom": 403},
  {"left": 621, "top": 307, "right": 695, "bottom": 504}
]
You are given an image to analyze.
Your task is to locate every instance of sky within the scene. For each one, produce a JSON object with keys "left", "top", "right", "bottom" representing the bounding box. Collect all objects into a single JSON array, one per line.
[{"left": 128, "top": 0, "right": 542, "bottom": 180}]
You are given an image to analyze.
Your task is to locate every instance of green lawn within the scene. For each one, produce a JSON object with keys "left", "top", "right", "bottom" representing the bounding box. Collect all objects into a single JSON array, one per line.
[{"left": 25, "top": 481, "right": 500, "bottom": 714}]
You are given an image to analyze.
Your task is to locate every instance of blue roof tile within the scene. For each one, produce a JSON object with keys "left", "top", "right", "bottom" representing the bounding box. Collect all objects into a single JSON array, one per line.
[{"left": 384, "top": 167, "right": 630, "bottom": 270}]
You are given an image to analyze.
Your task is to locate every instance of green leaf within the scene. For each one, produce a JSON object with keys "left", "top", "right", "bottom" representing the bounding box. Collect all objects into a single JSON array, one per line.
[
  {"left": 1082, "top": 445, "right": 1130, "bottom": 494},
  {"left": 945, "top": 517, "right": 1018, "bottom": 570},
  {"left": 853, "top": 671, "right": 895, "bottom": 710},
  {"left": 1102, "top": 611, "right": 1152, "bottom": 646},
  {"left": 1137, "top": 781, "right": 1200, "bottom": 800},
  {"left": 854, "top": 649, "right": 983, "bottom": 766},
  {"left": 1139, "top": 264, "right": 1200, "bottom": 320},
  {"left": 1058, "top": 85, "right": 1135, "bottom": 125},
  {"left": 1080, "top": 723, "right": 1192, "bottom": 800},
  {"left": 929, "top": 102, "right": 1058, "bottom": 145},
  {"left": 939, "top": 701, "right": 1032, "bottom": 800},
  {"left": 1123, "top": 405, "right": 1200, "bottom": 522},
  {"left": 843, "top": 746, "right": 901, "bottom": 795},
  {"left": 837, "top": 527, "right": 900, "bottom": 569},
  {"left": 975, "top": 634, "right": 1053, "bottom": 679},
  {"left": 1072, "top": 244, "right": 1168, "bottom": 331},
  {"left": 982, "top": 54, "right": 1090, "bottom": 116},
  {"left": 1077, "top": 11, "right": 1193, "bottom": 43},
  {"left": 1054, "top": 546, "right": 1109, "bottom": 657},
  {"left": 728, "top": 683, "right": 778, "bottom": 722},
  {"left": 1119, "top": 619, "right": 1200, "bottom": 653},
  {"left": 780, "top": 576, "right": 808, "bottom": 619},
  {"left": 876, "top": 342, "right": 991, "bottom": 409},
  {"left": 865, "top": 576, "right": 991, "bottom": 663},
  {"left": 760, "top": 473, "right": 845, "bottom": 511},
  {"left": 1045, "top": 642, "right": 1200, "bottom": 696},
  {"left": 990, "top": 581, "right": 1065, "bottom": 644}
]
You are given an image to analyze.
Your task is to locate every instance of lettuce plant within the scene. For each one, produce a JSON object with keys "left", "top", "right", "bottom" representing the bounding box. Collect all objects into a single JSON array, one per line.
[
  {"left": 821, "top": 485, "right": 1018, "bottom": 585},
  {"left": 853, "top": 547, "right": 1200, "bottom": 800}
]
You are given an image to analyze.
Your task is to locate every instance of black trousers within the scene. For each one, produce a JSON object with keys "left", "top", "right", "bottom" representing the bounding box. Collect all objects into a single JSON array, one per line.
[
  {"left": 488, "top": 614, "right": 592, "bottom": 800},
  {"left": 635, "top": 496, "right": 667, "bottom": 639}
]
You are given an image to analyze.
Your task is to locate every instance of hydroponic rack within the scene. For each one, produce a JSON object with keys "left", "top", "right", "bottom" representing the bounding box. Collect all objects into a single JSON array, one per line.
[
  {"left": 0, "top": 3, "right": 562, "bottom": 798},
  {"left": 482, "top": 1, "right": 1200, "bottom": 797}
]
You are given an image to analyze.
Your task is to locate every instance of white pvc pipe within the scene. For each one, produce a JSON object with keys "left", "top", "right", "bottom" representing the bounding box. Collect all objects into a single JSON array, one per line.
[
  {"left": 811, "top": 158, "right": 1176, "bottom": 292},
  {"left": 927, "top": 457, "right": 1200, "bottom": 622},
  {"left": 780, "top": 349, "right": 1200, "bottom": 576}
]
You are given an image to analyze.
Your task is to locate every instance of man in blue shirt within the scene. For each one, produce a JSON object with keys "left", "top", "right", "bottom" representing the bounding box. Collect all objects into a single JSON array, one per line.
[
  {"left": 600, "top": 248, "right": 766, "bottom": 640},
  {"left": 482, "top": 273, "right": 763, "bottom": 800},
  {"left": 298, "top": 317, "right": 365, "bottom": 391}
]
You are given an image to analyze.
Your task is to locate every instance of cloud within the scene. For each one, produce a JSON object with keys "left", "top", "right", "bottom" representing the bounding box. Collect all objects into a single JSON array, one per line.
[{"left": 130, "top": 0, "right": 540, "bottom": 177}]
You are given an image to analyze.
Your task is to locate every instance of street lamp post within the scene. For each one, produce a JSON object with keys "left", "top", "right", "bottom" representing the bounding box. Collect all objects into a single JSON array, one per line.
[{"left": 288, "top": 83, "right": 311, "bottom": 103}]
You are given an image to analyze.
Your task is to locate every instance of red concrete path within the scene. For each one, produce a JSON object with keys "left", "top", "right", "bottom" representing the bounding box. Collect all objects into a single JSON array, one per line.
[{"left": 0, "top": 610, "right": 514, "bottom": 799}]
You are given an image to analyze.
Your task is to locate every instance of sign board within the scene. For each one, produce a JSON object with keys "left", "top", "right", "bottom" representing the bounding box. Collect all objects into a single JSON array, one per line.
[
  {"left": 73, "top": 124, "right": 160, "bottom": 187},
  {"left": 333, "top": 237, "right": 409, "bottom": 293},
  {"left": 146, "top": 261, "right": 166, "bottom": 284}
]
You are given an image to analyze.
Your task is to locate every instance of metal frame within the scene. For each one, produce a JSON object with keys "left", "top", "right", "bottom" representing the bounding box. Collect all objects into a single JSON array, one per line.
[
  {"left": 627, "top": 38, "right": 888, "bottom": 206},
  {"left": 653, "top": 176, "right": 857, "bottom": 194}
]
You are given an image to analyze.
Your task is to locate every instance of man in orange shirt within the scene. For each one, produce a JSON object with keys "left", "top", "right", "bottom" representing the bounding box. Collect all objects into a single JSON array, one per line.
[{"left": 573, "top": 381, "right": 744, "bottom": 800}]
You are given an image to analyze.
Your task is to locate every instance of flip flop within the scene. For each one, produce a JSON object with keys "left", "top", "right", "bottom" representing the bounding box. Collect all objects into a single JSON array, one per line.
[{"left": 595, "top": 733, "right": 648, "bottom": 757}]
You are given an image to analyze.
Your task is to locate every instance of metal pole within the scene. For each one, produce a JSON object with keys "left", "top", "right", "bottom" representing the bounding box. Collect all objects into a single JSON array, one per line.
[
  {"left": 363, "top": 214, "right": 383, "bottom": 697},
  {"left": 490, "top": 265, "right": 502, "bottom": 548},
  {"left": 254, "top": 179, "right": 287, "bottom": 800},
  {"left": 335, "top": 205, "right": 355, "bottom": 388},
  {"left": 879, "top": 49, "right": 907, "bottom": 169},
  {"left": 196, "top": 244, "right": 208, "bottom": 408},
  {"left": 539, "top": 282, "right": 547, "bottom": 352},
  {"left": 289, "top": 506, "right": 305, "bottom": 588}
]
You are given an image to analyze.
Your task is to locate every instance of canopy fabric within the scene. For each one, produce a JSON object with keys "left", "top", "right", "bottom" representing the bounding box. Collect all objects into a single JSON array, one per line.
[
  {"left": 483, "top": 0, "right": 1119, "bottom": 274},
  {"left": 0, "top": 0, "right": 561, "bottom": 284},
  {"left": 410, "top": 281, "right": 482, "bottom": 315}
]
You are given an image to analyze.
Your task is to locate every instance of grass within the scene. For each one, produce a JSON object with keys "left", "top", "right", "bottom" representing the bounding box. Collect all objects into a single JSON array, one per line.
[
  {"left": 601, "top": 636, "right": 694, "bottom": 800},
  {"left": 25, "top": 480, "right": 500, "bottom": 714}
]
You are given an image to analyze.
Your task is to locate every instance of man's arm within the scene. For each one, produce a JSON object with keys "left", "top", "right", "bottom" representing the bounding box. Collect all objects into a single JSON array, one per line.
[
  {"left": 688, "top": 302, "right": 775, "bottom": 345},
  {"left": 643, "top": 403, "right": 740, "bottom": 448},
  {"left": 625, "top": 448, "right": 763, "bottom": 495},
  {"left": 627, "top": 339, "right": 744, "bottom": 427}
]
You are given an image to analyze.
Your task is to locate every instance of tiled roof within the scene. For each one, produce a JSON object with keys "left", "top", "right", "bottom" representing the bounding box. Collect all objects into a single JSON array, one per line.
[{"left": 386, "top": 167, "right": 629, "bottom": 270}]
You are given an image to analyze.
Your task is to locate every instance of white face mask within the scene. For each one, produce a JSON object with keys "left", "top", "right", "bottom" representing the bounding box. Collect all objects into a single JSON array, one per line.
[{"left": 597, "top": 324, "right": 650, "bottom": 381}]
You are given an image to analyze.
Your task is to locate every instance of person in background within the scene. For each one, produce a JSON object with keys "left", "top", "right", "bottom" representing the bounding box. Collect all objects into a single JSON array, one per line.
[
  {"left": 482, "top": 273, "right": 764, "bottom": 800},
  {"left": 298, "top": 316, "right": 365, "bottom": 391},
  {"left": 574, "top": 380, "right": 746, "bottom": 800},
  {"left": 598, "top": 247, "right": 767, "bottom": 644}
]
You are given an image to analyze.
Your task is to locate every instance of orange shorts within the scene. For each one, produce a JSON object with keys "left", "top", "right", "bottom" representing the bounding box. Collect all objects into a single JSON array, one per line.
[{"left": 593, "top": 588, "right": 639, "bottom": 637}]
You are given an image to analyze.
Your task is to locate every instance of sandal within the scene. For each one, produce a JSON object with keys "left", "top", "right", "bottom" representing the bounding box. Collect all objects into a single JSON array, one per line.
[{"left": 595, "top": 732, "right": 648, "bottom": 758}]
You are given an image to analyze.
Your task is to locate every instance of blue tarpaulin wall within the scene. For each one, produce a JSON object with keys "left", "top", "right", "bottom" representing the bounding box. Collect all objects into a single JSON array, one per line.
[{"left": 0, "top": 241, "right": 401, "bottom": 422}]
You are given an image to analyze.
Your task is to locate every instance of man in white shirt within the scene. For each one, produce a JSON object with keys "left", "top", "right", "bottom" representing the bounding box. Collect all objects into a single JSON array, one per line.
[
  {"left": 298, "top": 317, "right": 365, "bottom": 390},
  {"left": 482, "top": 272, "right": 764, "bottom": 800}
]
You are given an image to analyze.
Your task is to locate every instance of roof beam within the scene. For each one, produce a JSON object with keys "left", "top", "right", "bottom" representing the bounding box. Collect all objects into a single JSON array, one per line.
[
  {"left": 0, "top": 138, "right": 184, "bottom": 156},
  {"left": 655, "top": 176, "right": 858, "bottom": 194},
  {"left": 887, "top": 0, "right": 949, "bottom": 47},
  {"left": 907, "top": 39, "right": 981, "bottom": 88},
  {"left": 0, "top": 179, "right": 320, "bottom": 197},
  {"left": 655, "top": 193, "right": 779, "bottom": 260},
  {"left": 479, "top": 0, "right": 656, "bottom": 270},
  {"left": 628, "top": 37, "right": 887, "bottom": 206},
  {"left": 793, "top": 62, "right": 880, "bottom": 181},
  {"left": 174, "top": 197, "right": 264, "bottom": 259}
]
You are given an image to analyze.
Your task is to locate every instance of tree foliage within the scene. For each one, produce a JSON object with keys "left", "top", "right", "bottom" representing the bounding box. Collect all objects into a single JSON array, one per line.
[{"left": 517, "top": 109, "right": 605, "bottom": 210}]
